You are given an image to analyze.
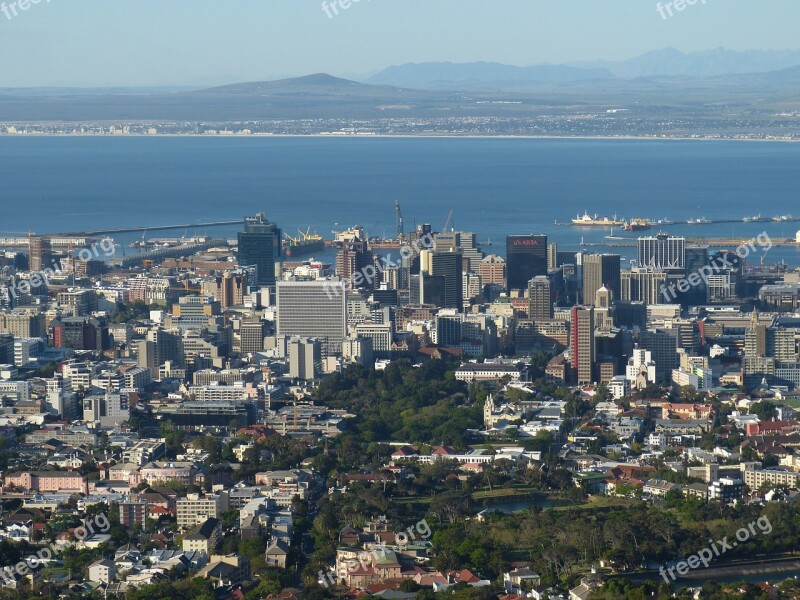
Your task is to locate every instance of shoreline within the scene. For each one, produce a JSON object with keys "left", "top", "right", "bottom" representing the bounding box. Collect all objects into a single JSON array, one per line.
[{"left": 0, "top": 133, "right": 799, "bottom": 143}]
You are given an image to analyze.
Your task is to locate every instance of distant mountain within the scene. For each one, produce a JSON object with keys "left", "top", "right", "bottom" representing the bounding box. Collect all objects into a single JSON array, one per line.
[
  {"left": 572, "top": 47, "right": 800, "bottom": 78},
  {"left": 0, "top": 74, "right": 455, "bottom": 121},
  {"left": 367, "top": 49, "right": 800, "bottom": 91},
  {"left": 366, "top": 62, "right": 614, "bottom": 90},
  {"left": 4, "top": 61, "right": 800, "bottom": 123},
  {"left": 199, "top": 73, "right": 367, "bottom": 95}
]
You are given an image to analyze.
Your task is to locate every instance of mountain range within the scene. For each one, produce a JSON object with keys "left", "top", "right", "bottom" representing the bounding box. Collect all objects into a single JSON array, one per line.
[
  {"left": 1, "top": 48, "right": 800, "bottom": 123},
  {"left": 366, "top": 48, "right": 800, "bottom": 89}
]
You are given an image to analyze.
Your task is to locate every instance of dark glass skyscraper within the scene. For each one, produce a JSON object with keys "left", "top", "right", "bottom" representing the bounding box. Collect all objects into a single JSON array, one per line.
[
  {"left": 237, "top": 213, "right": 282, "bottom": 287},
  {"left": 506, "top": 234, "right": 547, "bottom": 292},
  {"left": 420, "top": 249, "right": 463, "bottom": 311}
]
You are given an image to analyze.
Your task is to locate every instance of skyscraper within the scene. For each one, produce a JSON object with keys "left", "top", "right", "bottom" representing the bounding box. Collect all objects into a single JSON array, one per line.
[
  {"left": 571, "top": 305, "right": 595, "bottom": 385},
  {"left": 683, "top": 245, "right": 710, "bottom": 305},
  {"left": 28, "top": 235, "right": 53, "bottom": 273},
  {"left": 638, "top": 234, "right": 685, "bottom": 272},
  {"left": 276, "top": 280, "right": 347, "bottom": 354},
  {"left": 547, "top": 243, "right": 558, "bottom": 271},
  {"left": 336, "top": 240, "right": 374, "bottom": 289},
  {"left": 237, "top": 213, "right": 282, "bottom": 287},
  {"left": 420, "top": 249, "right": 463, "bottom": 311},
  {"left": 621, "top": 268, "right": 668, "bottom": 305},
  {"left": 506, "top": 235, "right": 547, "bottom": 292},
  {"left": 582, "top": 254, "right": 621, "bottom": 306},
  {"left": 528, "top": 276, "right": 554, "bottom": 320}
]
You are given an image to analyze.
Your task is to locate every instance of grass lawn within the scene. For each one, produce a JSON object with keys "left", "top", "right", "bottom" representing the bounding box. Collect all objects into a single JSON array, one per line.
[
  {"left": 471, "top": 486, "right": 540, "bottom": 500},
  {"left": 550, "top": 495, "right": 635, "bottom": 511}
]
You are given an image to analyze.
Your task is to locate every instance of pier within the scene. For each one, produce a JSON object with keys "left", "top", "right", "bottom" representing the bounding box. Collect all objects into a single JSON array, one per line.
[
  {"left": 111, "top": 238, "right": 227, "bottom": 268},
  {"left": 59, "top": 220, "right": 241, "bottom": 236},
  {"left": 596, "top": 237, "right": 798, "bottom": 248}
]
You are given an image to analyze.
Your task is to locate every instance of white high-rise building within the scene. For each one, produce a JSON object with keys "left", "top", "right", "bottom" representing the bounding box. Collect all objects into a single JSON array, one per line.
[{"left": 276, "top": 280, "right": 347, "bottom": 354}]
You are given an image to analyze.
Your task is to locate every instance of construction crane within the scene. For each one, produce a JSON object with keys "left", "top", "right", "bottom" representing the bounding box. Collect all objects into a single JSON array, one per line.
[
  {"left": 395, "top": 201, "right": 404, "bottom": 239},
  {"left": 442, "top": 209, "right": 454, "bottom": 233}
]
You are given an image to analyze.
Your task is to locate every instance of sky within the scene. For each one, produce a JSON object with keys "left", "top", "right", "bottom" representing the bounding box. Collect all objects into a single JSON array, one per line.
[{"left": 0, "top": 0, "right": 798, "bottom": 87}]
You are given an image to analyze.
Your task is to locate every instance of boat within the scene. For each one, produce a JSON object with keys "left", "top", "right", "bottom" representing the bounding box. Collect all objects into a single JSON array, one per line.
[
  {"left": 686, "top": 217, "right": 711, "bottom": 224},
  {"left": 332, "top": 226, "right": 367, "bottom": 245},
  {"left": 624, "top": 218, "right": 652, "bottom": 231},
  {"left": 773, "top": 214, "right": 793, "bottom": 222},
  {"left": 655, "top": 218, "right": 674, "bottom": 225},
  {"left": 571, "top": 212, "right": 626, "bottom": 227},
  {"left": 284, "top": 228, "right": 325, "bottom": 257}
]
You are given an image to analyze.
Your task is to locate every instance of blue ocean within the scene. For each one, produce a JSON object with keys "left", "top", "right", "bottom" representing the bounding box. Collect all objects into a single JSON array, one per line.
[{"left": 1, "top": 136, "right": 799, "bottom": 265}]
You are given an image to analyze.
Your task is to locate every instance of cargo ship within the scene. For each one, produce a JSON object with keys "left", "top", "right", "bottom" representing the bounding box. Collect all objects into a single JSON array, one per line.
[
  {"left": 572, "top": 212, "right": 626, "bottom": 227},
  {"left": 283, "top": 228, "right": 325, "bottom": 257}
]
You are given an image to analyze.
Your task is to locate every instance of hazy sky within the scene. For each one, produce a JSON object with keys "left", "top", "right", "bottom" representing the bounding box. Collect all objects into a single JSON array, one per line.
[{"left": 1, "top": 0, "right": 798, "bottom": 87}]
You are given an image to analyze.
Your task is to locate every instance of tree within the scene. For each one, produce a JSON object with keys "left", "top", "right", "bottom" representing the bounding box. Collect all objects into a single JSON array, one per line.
[{"left": 749, "top": 401, "right": 777, "bottom": 421}]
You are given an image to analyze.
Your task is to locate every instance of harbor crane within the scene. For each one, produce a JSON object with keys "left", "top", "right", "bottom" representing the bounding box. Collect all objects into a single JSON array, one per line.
[{"left": 442, "top": 209, "right": 454, "bottom": 233}]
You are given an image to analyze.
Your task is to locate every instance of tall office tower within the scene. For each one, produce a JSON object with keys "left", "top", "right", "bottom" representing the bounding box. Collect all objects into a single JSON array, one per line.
[
  {"left": 151, "top": 328, "right": 185, "bottom": 367},
  {"left": 528, "top": 276, "right": 554, "bottom": 320},
  {"left": 202, "top": 272, "right": 246, "bottom": 308},
  {"left": 582, "top": 254, "right": 621, "bottom": 306},
  {"left": 506, "top": 235, "right": 547, "bottom": 292},
  {"left": 239, "top": 320, "right": 267, "bottom": 354},
  {"left": 435, "top": 231, "right": 483, "bottom": 272},
  {"left": 744, "top": 309, "right": 768, "bottom": 358},
  {"left": 28, "top": 235, "right": 53, "bottom": 272},
  {"left": 137, "top": 340, "right": 159, "bottom": 380},
  {"left": 0, "top": 333, "right": 12, "bottom": 364},
  {"left": 571, "top": 305, "right": 595, "bottom": 385},
  {"left": 336, "top": 240, "right": 375, "bottom": 289},
  {"left": 420, "top": 249, "right": 463, "bottom": 311},
  {"left": 639, "top": 329, "right": 679, "bottom": 382},
  {"left": 276, "top": 280, "right": 347, "bottom": 354},
  {"left": 621, "top": 268, "right": 668, "bottom": 305},
  {"left": 682, "top": 245, "right": 710, "bottom": 305},
  {"left": 288, "top": 337, "right": 323, "bottom": 380},
  {"left": 237, "top": 213, "right": 282, "bottom": 287},
  {"left": 637, "top": 234, "right": 686, "bottom": 272},
  {"left": 479, "top": 255, "right": 506, "bottom": 287},
  {"left": 547, "top": 243, "right": 558, "bottom": 271},
  {"left": 457, "top": 232, "right": 484, "bottom": 272}
]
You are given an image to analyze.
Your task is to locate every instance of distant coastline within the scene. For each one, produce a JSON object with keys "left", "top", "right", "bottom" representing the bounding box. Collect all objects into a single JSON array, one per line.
[{"left": 0, "top": 132, "right": 799, "bottom": 143}]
